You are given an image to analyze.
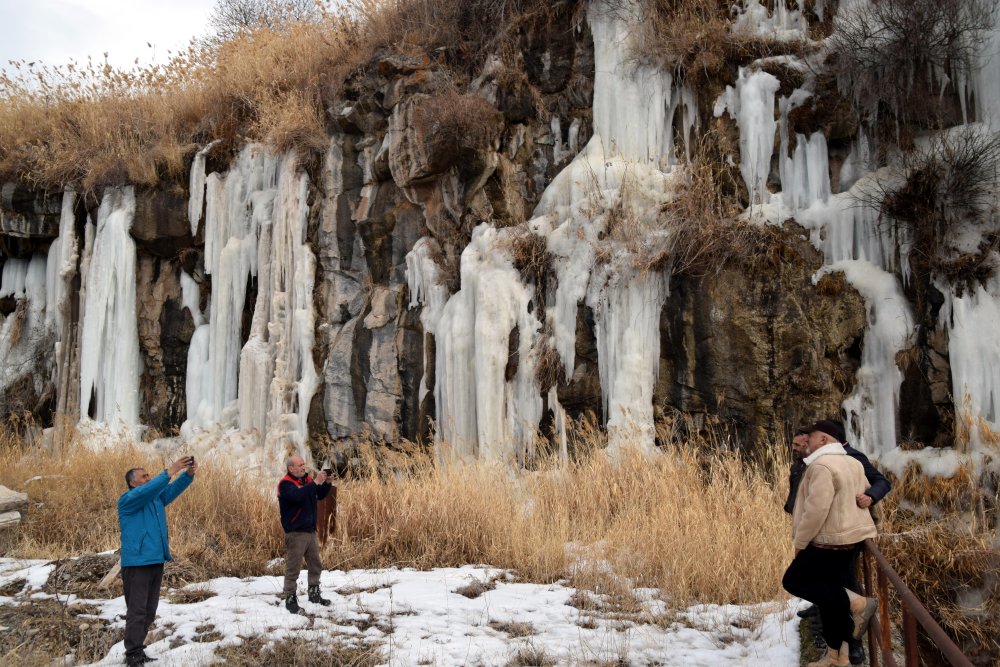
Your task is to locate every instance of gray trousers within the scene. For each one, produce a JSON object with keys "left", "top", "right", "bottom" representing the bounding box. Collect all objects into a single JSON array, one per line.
[
  {"left": 283, "top": 531, "right": 322, "bottom": 595},
  {"left": 121, "top": 563, "right": 164, "bottom": 658}
]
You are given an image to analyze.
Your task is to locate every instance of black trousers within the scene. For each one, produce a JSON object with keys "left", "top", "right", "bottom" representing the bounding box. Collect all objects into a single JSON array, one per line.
[
  {"left": 783, "top": 545, "right": 855, "bottom": 649},
  {"left": 122, "top": 563, "right": 164, "bottom": 658}
]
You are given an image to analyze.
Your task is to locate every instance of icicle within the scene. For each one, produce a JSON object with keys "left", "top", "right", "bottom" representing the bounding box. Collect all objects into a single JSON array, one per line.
[
  {"left": 822, "top": 261, "right": 913, "bottom": 458},
  {"left": 589, "top": 269, "right": 667, "bottom": 456},
  {"left": 188, "top": 141, "right": 218, "bottom": 237},
  {"left": 715, "top": 68, "right": 781, "bottom": 208},
  {"left": 79, "top": 187, "right": 141, "bottom": 432}
]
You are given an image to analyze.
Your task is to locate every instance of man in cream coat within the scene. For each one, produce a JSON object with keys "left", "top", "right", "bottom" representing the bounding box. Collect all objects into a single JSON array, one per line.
[{"left": 782, "top": 421, "right": 880, "bottom": 667}]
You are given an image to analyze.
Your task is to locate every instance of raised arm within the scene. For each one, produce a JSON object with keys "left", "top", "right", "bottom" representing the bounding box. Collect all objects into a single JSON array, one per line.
[{"left": 118, "top": 470, "right": 170, "bottom": 515}]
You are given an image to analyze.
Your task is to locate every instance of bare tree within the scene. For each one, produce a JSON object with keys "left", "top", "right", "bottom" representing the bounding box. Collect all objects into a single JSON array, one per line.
[
  {"left": 205, "top": 0, "right": 324, "bottom": 44},
  {"left": 831, "top": 0, "right": 996, "bottom": 128}
]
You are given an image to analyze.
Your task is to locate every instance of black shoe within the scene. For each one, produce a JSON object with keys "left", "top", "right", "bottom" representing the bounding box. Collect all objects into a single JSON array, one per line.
[
  {"left": 308, "top": 585, "right": 331, "bottom": 606},
  {"left": 797, "top": 604, "right": 819, "bottom": 618},
  {"left": 285, "top": 593, "right": 301, "bottom": 614},
  {"left": 125, "top": 656, "right": 145, "bottom": 667},
  {"left": 848, "top": 639, "right": 865, "bottom": 665}
]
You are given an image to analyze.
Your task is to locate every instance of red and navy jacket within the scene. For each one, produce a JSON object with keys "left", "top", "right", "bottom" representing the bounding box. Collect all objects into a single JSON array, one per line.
[{"left": 277, "top": 473, "right": 332, "bottom": 533}]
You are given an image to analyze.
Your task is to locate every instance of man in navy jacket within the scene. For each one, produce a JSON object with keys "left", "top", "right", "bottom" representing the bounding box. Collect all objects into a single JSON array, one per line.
[
  {"left": 118, "top": 455, "right": 196, "bottom": 666},
  {"left": 278, "top": 454, "right": 333, "bottom": 613}
]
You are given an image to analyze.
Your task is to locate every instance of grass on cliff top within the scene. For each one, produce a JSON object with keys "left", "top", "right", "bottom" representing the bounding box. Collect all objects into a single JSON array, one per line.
[{"left": 0, "top": 0, "right": 576, "bottom": 192}]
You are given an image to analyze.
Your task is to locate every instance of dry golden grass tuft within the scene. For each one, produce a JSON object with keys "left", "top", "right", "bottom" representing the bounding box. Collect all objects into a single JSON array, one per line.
[{"left": 606, "top": 0, "right": 809, "bottom": 92}]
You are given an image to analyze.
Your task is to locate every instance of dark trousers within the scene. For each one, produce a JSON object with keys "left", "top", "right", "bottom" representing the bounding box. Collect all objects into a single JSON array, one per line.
[
  {"left": 122, "top": 563, "right": 164, "bottom": 658},
  {"left": 283, "top": 531, "right": 323, "bottom": 595},
  {"left": 783, "top": 545, "right": 855, "bottom": 649}
]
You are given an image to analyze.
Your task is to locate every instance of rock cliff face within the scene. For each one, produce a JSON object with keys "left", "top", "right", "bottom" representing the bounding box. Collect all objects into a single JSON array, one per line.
[{"left": 0, "top": 1, "right": 970, "bottom": 461}]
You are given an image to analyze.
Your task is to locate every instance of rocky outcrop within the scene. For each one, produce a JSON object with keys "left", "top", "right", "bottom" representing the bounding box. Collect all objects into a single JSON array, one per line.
[{"left": 0, "top": 4, "right": 967, "bottom": 458}]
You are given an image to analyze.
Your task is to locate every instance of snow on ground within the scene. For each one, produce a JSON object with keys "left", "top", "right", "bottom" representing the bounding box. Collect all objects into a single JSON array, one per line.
[{"left": 0, "top": 557, "right": 805, "bottom": 666}]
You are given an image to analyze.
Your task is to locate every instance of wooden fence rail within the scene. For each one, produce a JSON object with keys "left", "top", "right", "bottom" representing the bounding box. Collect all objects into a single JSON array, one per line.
[{"left": 861, "top": 538, "right": 974, "bottom": 667}]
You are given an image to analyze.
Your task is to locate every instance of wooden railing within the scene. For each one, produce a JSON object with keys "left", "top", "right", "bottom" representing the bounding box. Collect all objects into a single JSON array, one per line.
[{"left": 860, "top": 538, "right": 974, "bottom": 667}]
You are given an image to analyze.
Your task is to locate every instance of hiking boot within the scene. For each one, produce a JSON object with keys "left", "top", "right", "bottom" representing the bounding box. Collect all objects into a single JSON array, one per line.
[
  {"left": 807, "top": 643, "right": 849, "bottom": 667},
  {"left": 308, "top": 585, "right": 331, "bottom": 606},
  {"left": 138, "top": 651, "right": 158, "bottom": 663},
  {"left": 797, "top": 604, "right": 819, "bottom": 618},
  {"left": 847, "top": 638, "right": 865, "bottom": 665},
  {"left": 285, "top": 593, "right": 301, "bottom": 614},
  {"left": 851, "top": 596, "right": 878, "bottom": 640}
]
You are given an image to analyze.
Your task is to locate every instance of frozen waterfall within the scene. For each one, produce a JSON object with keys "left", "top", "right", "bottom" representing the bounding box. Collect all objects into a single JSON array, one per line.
[{"left": 78, "top": 187, "right": 142, "bottom": 432}]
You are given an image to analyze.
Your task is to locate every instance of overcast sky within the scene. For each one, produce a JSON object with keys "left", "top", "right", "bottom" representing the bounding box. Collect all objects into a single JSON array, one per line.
[{"left": 0, "top": 0, "right": 215, "bottom": 73}]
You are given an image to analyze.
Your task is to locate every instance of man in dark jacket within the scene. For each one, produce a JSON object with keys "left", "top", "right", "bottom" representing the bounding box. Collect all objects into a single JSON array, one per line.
[
  {"left": 785, "top": 419, "right": 891, "bottom": 665},
  {"left": 278, "top": 454, "right": 333, "bottom": 613},
  {"left": 118, "top": 455, "right": 196, "bottom": 666}
]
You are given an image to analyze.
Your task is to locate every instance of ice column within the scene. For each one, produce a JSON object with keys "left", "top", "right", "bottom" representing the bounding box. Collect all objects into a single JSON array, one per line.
[
  {"left": 183, "top": 145, "right": 278, "bottom": 433},
  {"left": 238, "top": 154, "right": 319, "bottom": 463},
  {"left": 79, "top": 187, "right": 142, "bottom": 431},
  {"left": 0, "top": 254, "right": 50, "bottom": 400},
  {"left": 715, "top": 68, "right": 781, "bottom": 207},
  {"left": 590, "top": 270, "right": 667, "bottom": 455}
]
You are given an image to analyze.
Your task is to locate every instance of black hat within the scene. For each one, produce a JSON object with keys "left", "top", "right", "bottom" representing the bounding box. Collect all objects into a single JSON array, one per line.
[{"left": 799, "top": 419, "right": 846, "bottom": 443}]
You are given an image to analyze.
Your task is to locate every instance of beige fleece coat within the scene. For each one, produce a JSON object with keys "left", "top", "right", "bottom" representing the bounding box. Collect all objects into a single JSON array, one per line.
[{"left": 791, "top": 447, "right": 878, "bottom": 550}]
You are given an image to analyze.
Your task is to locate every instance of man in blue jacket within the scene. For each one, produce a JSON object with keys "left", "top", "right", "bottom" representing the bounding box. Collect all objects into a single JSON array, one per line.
[
  {"left": 278, "top": 454, "right": 333, "bottom": 613},
  {"left": 118, "top": 455, "right": 196, "bottom": 666}
]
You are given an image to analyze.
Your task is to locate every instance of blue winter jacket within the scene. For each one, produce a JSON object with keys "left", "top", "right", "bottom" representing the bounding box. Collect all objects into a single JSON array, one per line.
[{"left": 118, "top": 470, "right": 194, "bottom": 567}]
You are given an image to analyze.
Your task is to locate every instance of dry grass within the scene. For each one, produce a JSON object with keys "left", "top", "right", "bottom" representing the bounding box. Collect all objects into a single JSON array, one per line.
[
  {"left": 0, "top": 0, "right": 570, "bottom": 192},
  {"left": 0, "top": 597, "right": 123, "bottom": 667},
  {"left": 875, "top": 462, "right": 1000, "bottom": 655},
  {"left": 605, "top": 0, "right": 809, "bottom": 92},
  {"left": 0, "top": 427, "right": 283, "bottom": 578},
  {"left": 1, "top": 421, "right": 790, "bottom": 608},
  {"left": 639, "top": 125, "right": 796, "bottom": 278},
  {"left": 329, "top": 441, "right": 791, "bottom": 605},
  {"left": 214, "top": 635, "right": 384, "bottom": 666}
]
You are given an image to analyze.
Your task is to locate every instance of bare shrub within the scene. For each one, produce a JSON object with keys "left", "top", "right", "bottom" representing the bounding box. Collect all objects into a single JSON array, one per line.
[
  {"left": 642, "top": 126, "right": 792, "bottom": 277},
  {"left": 864, "top": 126, "right": 1000, "bottom": 290},
  {"left": 508, "top": 229, "right": 554, "bottom": 290},
  {"left": 831, "top": 0, "right": 996, "bottom": 129},
  {"left": 204, "top": 0, "right": 324, "bottom": 45}
]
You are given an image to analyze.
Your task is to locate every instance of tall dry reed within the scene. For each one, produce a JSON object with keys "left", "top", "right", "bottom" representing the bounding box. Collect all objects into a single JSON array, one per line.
[{"left": 1, "top": 425, "right": 793, "bottom": 606}]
